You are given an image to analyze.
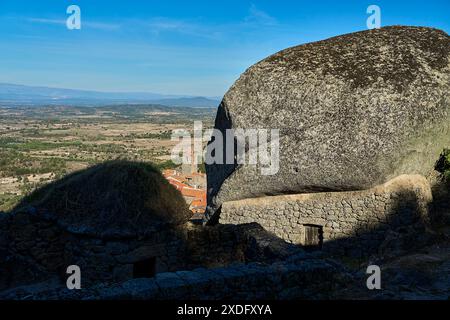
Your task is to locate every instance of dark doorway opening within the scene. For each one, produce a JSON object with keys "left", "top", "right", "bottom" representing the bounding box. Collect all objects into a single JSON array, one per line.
[
  {"left": 133, "top": 257, "right": 156, "bottom": 278},
  {"left": 206, "top": 205, "right": 221, "bottom": 226},
  {"left": 303, "top": 224, "right": 323, "bottom": 251}
]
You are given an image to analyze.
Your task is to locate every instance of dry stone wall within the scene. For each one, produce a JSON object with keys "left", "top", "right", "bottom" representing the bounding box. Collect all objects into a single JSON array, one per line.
[
  {"left": 0, "top": 254, "right": 352, "bottom": 300},
  {"left": 220, "top": 175, "right": 432, "bottom": 256}
]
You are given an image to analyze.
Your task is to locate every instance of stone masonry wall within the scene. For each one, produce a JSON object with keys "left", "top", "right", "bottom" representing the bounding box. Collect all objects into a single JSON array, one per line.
[
  {"left": 0, "top": 205, "right": 301, "bottom": 291},
  {"left": 0, "top": 210, "right": 187, "bottom": 290},
  {"left": 219, "top": 175, "right": 432, "bottom": 256}
]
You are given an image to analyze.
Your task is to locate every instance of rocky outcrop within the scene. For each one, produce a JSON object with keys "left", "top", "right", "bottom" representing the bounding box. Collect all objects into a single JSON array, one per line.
[{"left": 206, "top": 26, "right": 450, "bottom": 221}]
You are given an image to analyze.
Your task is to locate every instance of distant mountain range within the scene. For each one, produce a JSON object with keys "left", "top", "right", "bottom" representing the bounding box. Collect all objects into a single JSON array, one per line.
[{"left": 0, "top": 83, "right": 221, "bottom": 108}]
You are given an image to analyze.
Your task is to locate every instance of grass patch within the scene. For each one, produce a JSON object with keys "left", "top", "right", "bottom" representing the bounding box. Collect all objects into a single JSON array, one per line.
[{"left": 0, "top": 193, "right": 22, "bottom": 212}]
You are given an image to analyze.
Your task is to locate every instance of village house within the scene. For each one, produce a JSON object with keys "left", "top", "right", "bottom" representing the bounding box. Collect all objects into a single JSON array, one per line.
[{"left": 162, "top": 169, "right": 206, "bottom": 218}]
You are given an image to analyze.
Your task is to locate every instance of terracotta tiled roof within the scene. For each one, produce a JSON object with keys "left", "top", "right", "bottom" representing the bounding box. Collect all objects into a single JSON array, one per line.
[
  {"left": 181, "top": 187, "right": 205, "bottom": 198},
  {"left": 163, "top": 169, "right": 206, "bottom": 213}
]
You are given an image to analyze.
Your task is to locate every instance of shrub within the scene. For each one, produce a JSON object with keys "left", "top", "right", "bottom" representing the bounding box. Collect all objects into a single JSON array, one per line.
[{"left": 12, "top": 160, "right": 191, "bottom": 232}]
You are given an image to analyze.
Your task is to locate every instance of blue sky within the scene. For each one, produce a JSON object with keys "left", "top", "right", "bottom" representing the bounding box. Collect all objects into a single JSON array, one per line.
[{"left": 0, "top": 0, "right": 449, "bottom": 97}]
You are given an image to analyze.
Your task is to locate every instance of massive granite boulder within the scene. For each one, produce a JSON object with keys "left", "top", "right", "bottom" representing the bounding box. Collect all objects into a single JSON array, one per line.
[{"left": 206, "top": 26, "right": 450, "bottom": 222}]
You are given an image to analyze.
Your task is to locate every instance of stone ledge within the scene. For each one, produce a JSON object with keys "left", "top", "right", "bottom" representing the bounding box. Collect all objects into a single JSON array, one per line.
[{"left": 0, "top": 258, "right": 352, "bottom": 300}]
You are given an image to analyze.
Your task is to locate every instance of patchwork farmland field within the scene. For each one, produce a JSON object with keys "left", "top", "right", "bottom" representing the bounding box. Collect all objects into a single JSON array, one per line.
[{"left": 0, "top": 104, "right": 215, "bottom": 211}]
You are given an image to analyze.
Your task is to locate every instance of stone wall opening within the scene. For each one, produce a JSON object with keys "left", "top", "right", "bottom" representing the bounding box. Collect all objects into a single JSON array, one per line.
[
  {"left": 303, "top": 224, "right": 323, "bottom": 250},
  {"left": 133, "top": 257, "right": 156, "bottom": 278}
]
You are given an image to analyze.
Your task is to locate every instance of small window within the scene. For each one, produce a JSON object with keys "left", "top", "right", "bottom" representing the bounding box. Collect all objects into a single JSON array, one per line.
[
  {"left": 303, "top": 224, "right": 323, "bottom": 250},
  {"left": 133, "top": 257, "right": 156, "bottom": 278}
]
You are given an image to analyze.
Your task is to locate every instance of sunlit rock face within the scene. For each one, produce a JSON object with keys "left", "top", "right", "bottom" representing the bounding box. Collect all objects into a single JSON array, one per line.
[{"left": 205, "top": 26, "right": 450, "bottom": 222}]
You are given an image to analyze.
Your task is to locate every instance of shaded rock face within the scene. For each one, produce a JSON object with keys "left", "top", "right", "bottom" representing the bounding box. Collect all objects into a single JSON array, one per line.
[{"left": 206, "top": 26, "right": 450, "bottom": 221}]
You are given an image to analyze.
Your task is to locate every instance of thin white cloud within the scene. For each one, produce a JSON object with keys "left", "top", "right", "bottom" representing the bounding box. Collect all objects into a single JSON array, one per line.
[
  {"left": 83, "top": 21, "right": 121, "bottom": 31},
  {"left": 245, "top": 4, "right": 277, "bottom": 26},
  {"left": 142, "top": 17, "right": 221, "bottom": 40},
  {"left": 27, "top": 17, "right": 121, "bottom": 31},
  {"left": 28, "top": 18, "right": 65, "bottom": 25},
  {"left": 146, "top": 17, "right": 186, "bottom": 31},
  {"left": 25, "top": 5, "right": 276, "bottom": 39},
  {"left": 137, "top": 9, "right": 277, "bottom": 41}
]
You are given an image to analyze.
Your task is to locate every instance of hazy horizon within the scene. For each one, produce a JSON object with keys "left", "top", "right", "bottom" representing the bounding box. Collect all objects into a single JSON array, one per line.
[{"left": 0, "top": 81, "right": 222, "bottom": 100}]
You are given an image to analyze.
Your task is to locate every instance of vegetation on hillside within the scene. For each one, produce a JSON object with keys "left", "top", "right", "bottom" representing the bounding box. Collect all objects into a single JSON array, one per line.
[{"left": 435, "top": 148, "right": 450, "bottom": 179}]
